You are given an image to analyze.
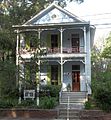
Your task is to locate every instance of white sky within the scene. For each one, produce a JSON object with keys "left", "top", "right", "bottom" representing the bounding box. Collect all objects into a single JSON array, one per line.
[{"left": 66, "top": 0, "right": 111, "bottom": 44}]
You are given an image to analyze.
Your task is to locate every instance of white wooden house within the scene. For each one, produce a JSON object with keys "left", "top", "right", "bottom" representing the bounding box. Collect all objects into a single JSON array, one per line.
[{"left": 13, "top": 1, "right": 95, "bottom": 104}]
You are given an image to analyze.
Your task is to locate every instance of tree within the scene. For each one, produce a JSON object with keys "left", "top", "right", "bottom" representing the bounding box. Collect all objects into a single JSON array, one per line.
[
  {"left": 101, "top": 32, "right": 111, "bottom": 59},
  {"left": 0, "top": 0, "right": 84, "bottom": 100},
  {"left": 91, "top": 36, "right": 111, "bottom": 111}
]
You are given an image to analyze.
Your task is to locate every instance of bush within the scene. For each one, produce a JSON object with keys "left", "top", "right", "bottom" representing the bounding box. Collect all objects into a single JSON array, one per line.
[
  {"left": 40, "top": 85, "right": 61, "bottom": 98},
  {"left": 40, "top": 97, "right": 57, "bottom": 109},
  {"left": 94, "top": 86, "right": 111, "bottom": 111},
  {"left": 17, "top": 99, "right": 37, "bottom": 108},
  {"left": 84, "top": 101, "right": 92, "bottom": 110},
  {"left": 0, "top": 98, "right": 17, "bottom": 108},
  {"left": 92, "top": 80, "right": 111, "bottom": 112}
]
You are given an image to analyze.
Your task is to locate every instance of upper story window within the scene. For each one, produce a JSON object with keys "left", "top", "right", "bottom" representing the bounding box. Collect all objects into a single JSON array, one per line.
[
  {"left": 71, "top": 34, "right": 80, "bottom": 52},
  {"left": 51, "top": 34, "right": 58, "bottom": 48}
]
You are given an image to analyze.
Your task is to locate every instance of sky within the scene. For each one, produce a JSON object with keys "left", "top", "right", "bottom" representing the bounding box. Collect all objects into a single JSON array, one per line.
[{"left": 65, "top": 0, "right": 111, "bottom": 45}]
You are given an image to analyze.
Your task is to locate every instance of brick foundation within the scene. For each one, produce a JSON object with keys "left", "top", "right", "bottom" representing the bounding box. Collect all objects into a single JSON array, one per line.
[{"left": 0, "top": 109, "right": 58, "bottom": 119}]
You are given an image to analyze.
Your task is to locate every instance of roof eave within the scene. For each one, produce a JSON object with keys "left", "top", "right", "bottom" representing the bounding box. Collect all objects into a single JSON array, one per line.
[{"left": 13, "top": 22, "right": 90, "bottom": 29}]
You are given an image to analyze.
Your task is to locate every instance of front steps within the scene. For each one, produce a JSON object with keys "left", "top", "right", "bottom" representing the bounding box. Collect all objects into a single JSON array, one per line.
[
  {"left": 58, "top": 109, "right": 80, "bottom": 120},
  {"left": 57, "top": 92, "right": 87, "bottom": 119},
  {"left": 59, "top": 92, "right": 87, "bottom": 109}
]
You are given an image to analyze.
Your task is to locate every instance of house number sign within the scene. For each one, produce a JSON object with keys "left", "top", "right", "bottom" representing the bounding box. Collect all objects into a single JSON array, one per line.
[{"left": 24, "top": 90, "right": 35, "bottom": 100}]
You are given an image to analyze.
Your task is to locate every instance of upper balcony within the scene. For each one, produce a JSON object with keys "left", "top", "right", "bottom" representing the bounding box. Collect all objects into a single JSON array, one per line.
[
  {"left": 19, "top": 46, "right": 85, "bottom": 59},
  {"left": 19, "top": 30, "right": 87, "bottom": 59}
]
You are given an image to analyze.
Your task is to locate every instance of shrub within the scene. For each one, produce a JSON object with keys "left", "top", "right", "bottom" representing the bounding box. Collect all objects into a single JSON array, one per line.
[
  {"left": 84, "top": 101, "right": 92, "bottom": 110},
  {"left": 93, "top": 81, "right": 111, "bottom": 111},
  {"left": 40, "top": 85, "right": 61, "bottom": 98},
  {"left": 40, "top": 96, "right": 57, "bottom": 109},
  {"left": 17, "top": 99, "right": 36, "bottom": 108},
  {"left": 0, "top": 98, "right": 17, "bottom": 108}
]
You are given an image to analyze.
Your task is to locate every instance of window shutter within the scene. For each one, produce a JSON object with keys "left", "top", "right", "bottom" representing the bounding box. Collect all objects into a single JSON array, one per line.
[
  {"left": 26, "top": 38, "right": 30, "bottom": 49},
  {"left": 47, "top": 33, "right": 51, "bottom": 48}
]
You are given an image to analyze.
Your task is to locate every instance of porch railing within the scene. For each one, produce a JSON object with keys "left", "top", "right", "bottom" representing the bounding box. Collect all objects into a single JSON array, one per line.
[
  {"left": 47, "top": 46, "right": 84, "bottom": 54},
  {"left": 63, "top": 46, "right": 84, "bottom": 53},
  {"left": 19, "top": 46, "right": 84, "bottom": 55}
]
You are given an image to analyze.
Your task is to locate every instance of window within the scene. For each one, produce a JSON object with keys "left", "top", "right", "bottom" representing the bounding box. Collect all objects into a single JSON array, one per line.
[
  {"left": 51, "top": 34, "right": 58, "bottom": 49},
  {"left": 51, "top": 65, "right": 58, "bottom": 85},
  {"left": 71, "top": 34, "right": 80, "bottom": 52},
  {"left": 72, "top": 65, "right": 80, "bottom": 71}
]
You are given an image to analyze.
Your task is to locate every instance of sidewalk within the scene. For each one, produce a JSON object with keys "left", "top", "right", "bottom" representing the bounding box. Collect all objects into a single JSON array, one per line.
[{"left": 0, "top": 118, "right": 64, "bottom": 120}]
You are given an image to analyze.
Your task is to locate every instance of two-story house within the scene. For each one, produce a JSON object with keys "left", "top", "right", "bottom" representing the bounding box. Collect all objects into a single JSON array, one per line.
[{"left": 13, "top": 1, "right": 95, "bottom": 104}]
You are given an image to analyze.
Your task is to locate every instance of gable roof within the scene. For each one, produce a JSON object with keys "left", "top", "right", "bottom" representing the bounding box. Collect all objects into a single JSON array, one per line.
[{"left": 23, "top": 2, "right": 86, "bottom": 26}]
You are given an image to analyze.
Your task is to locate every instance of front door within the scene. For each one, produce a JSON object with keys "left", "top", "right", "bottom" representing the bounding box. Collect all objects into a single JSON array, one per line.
[{"left": 72, "top": 71, "right": 80, "bottom": 92}]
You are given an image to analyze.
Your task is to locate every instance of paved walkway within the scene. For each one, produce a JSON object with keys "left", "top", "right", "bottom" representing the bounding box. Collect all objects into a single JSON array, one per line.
[{"left": 0, "top": 118, "right": 64, "bottom": 120}]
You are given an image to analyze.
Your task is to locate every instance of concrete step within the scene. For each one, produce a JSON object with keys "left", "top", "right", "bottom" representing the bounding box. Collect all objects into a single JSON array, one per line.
[
  {"left": 61, "top": 99, "right": 85, "bottom": 102},
  {"left": 60, "top": 92, "right": 87, "bottom": 105},
  {"left": 61, "top": 92, "right": 86, "bottom": 95},
  {"left": 58, "top": 109, "right": 80, "bottom": 120},
  {"left": 57, "top": 104, "right": 84, "bottom": 110}
]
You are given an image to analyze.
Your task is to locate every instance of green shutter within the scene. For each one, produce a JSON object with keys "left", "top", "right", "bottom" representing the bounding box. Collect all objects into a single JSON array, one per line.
[
  {"left": 47, "top": 33, "right": 51, "bottom": 48},
  {"left": 26, "top": 38, "right": 30, "bottom": 49},
  {"left": 47, "top": 65, "right": 51, "bottom": 85},
  {"left": 58, "top": 65, "right": 61, "bottom": 85}
]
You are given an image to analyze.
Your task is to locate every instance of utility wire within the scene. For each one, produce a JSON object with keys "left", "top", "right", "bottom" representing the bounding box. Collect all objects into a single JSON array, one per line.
[
  {"left": 94, "top": 23, "right": 111, "bottom": 26},
  {"left": 80, "top": 12, "right": 111, "bottom": 17}
]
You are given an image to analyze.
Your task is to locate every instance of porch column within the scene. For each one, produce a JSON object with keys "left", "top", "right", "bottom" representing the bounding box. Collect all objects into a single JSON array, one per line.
[
  {"left": 84, "top": 27, "right": 88, "bottom": 92},
  {"left": 84, "top": 27, "right": 87, "bottom": 53},
  {"left": 37, "top": 29, "right": 41, "bottom": 106},
  {"left": 16, "top": 30, "right": 21, "bottom": 104},
  {"left": 60, "top": 27, "right": 63, "bottom": 54},
  {"left": 61, "top": 57, "right": 63, "bottom": 88},
  {"left": 16, "top": 30, "right": 19, "bottom": 67},
  {"left": 60, "top": 28, "right": 63, "bottom": 88}
]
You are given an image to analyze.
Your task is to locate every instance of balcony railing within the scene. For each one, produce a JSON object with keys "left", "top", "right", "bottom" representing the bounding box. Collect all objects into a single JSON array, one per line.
[
  {"left": 19, "top": 46, "right": 84, "bottom": 55},
  {"left": 47, "top": 46, "right": 84, "bottom": 54},
  {"left": 63, "top": 46, "right": 84, "bottom": 53}
]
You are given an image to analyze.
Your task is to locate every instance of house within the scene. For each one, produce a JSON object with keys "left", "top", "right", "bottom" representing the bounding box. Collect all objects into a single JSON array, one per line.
[{"left": 13, "top": 1, "right": 95, "bottom": 104}]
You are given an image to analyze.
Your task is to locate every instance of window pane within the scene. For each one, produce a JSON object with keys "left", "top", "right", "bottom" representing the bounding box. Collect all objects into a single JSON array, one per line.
[{"left": 72, "top": 65, "right": 80, "bottom": 71}]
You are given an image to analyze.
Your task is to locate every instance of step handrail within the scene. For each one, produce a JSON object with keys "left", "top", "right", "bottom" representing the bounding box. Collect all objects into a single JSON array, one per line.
[
  {"left": 59, "top": 86, "right": 67, "bottom": 103},
  {"left": 67, "top": 96, "right": 70, "bottom": 120}
]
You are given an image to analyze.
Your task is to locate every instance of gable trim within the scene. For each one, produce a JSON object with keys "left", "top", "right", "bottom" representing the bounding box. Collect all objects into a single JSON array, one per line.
[{"left": 23, "top": 2, "right": 85, "bottom": 25}]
